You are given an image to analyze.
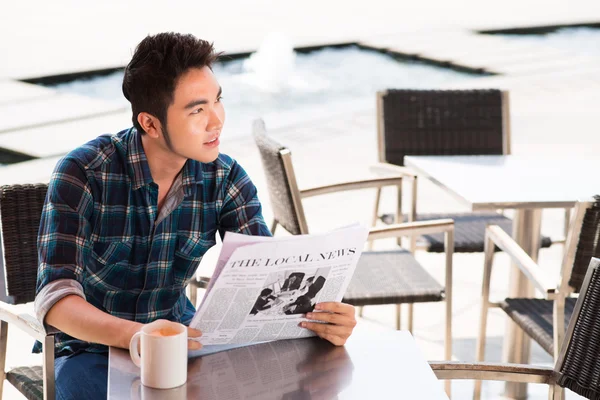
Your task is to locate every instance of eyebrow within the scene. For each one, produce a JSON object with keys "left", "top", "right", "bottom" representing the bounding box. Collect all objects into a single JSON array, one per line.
[{"left": 183, "top": 86, "right": 222, "bottom": 109}]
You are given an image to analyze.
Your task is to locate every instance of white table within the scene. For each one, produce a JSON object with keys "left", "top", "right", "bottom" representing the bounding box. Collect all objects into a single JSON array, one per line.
[
  {"left": 108, "top": 330, "right": 448, "bottom": 399},
  {"left": 405, "top": 155, "right": 596, "bottom": 399}
]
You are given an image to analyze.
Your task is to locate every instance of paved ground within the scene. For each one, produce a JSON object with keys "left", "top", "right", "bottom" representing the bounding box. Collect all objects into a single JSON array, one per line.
[{"left": 1, "top": 1, "right": 599, "bottom": 398}]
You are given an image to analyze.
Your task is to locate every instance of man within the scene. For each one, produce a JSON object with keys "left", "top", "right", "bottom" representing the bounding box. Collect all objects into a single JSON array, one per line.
[
  {"left": 281, "top": 273, "right": 301, "bottom": 292},
  {"left": 34, "top": 32, "right": 357, "bottom": 400}
]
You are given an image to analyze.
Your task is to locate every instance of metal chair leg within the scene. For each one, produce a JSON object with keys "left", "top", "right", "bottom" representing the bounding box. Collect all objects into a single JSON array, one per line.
[
  {"left": 42, "top": 334, "right": 55, "bottom": 400},
  {"left": 444, "top": 229, "right": 454, "bottom": 397},
  {"left": 188, "top": 283, "right": 198, "bottom": 308},
  {"left": 0, "top": 321, "right": 7, "bottom": 396},
  {"left": 396, "top": 183, "right": 403, "bottom": 247},
  {"left": 563, "top": 208, "right": 571, "bottom": 244},
  {"left": 473, "top": 234, "right": 495, "bottom": 400},
  {"left": 548, "top": 384, "right": 564, "bottom": 400},
  {"left": 396, "top": 304, "right": 402, "bottom": 330},
  {"left": 270, "top": 220, "right": 278, "bottom": 235},
  {"left": 369, "top": 188, "right": 382, "bottom": 250},
  {"left": 409, "top": 177, "right": 418, "bottom": 253}
]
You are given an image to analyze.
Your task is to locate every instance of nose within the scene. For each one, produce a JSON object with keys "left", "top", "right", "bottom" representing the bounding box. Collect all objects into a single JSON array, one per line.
[{"left": 207, "top": 107, "right": 224, "bottom": 132}]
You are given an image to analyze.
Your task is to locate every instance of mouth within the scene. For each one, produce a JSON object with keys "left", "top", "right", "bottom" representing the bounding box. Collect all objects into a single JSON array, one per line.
[{"left": 204, "top": 134, "right": 220, "bottom": 147}]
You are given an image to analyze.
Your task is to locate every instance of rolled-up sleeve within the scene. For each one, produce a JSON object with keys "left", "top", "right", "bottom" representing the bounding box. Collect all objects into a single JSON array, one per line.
[
  {"left": 218, "top": 160, "right": 271, "bottom": 238},
  {"left": 34, "top": 157, "right": 94, "bottom": 327}
]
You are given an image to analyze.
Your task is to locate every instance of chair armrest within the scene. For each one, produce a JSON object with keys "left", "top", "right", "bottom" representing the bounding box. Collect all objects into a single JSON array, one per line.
[
  {"left": 369, "top": 162, "right": 416, "bottom": 178},
  {"left": 486, "top": 225, "right": 556, "bottom": 297},
  {"left": 429, "top": 361, "right": 554, "bottom": 384},
  {"left": 189, "top": 276, "right": 211, "bottom": 289},
  {"left": 368, "top": 219, "right": 454, "bottom": 241},
  {"left": 0, "top": 302, "right": 46, "bottom": 341},
  {"left": 299, "top": 177, "right": 404, "bottom": 199}
]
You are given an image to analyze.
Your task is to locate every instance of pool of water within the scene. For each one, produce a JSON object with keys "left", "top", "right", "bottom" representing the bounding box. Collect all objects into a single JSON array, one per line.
[
  {"left": 497, "top": 27, "right": 600, "bottom": 57},
  {"left": 44, "top": 46, "right": 480, "bottom": 136}
]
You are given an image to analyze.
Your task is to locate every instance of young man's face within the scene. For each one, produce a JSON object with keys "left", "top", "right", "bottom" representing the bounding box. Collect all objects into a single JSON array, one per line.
[{"left": 162, "top": 66, "right": 225, "bottom": 163}]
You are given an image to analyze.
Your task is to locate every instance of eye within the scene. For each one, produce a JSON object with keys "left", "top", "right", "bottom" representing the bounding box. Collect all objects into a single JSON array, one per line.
[
  {"left": 191, "top": 108, "right": 204, "bottom": 114},
  {"left": 216, "top": 96, "right": 223, "bottom": 103}
]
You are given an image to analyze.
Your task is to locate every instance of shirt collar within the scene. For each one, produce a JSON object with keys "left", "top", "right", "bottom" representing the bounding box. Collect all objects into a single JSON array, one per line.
[
  {"left": 127, "top": 128, "right": 204, "bottom": 194},
  {"left": 181, "top": 158, "right": 204, "bottom": 197},
  {"left": 127, "top": 128, "right": 154, "bottom": 190}
]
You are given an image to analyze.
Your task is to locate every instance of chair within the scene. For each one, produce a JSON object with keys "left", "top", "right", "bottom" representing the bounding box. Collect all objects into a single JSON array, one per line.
[
  {"left": 252, "top": 119, "right": 455, "bottom": 364},
  {"left": 0, "top": 184, "right": 54, "bottom": 400},
  {"left": 0, "top": 183, "right": 212, "bottom": 399},
  {"left": 372, "top": 89, "right": 555, "bottom": 253},
  {"left": 431, "top": 257, "right": 600, "bottom": 400},
  {"left": 475, "top": 196, "right": 600, "bottom": 398}
]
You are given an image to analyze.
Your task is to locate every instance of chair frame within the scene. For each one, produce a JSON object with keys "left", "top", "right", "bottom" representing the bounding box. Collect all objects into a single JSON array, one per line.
[
  {"left": 376, "top": 90, "right": 513, "bottom": 165},
  {"left": 373, "top": 90, "right": 512, "bottom": 236},
  {"left": 0, "top": 184, "right": 56, "bottom": 400},
  {"left": 473, "top": 200, "right": 593, "bottom": 399},
  {"left": 371, "top": 89, "right": 569, "bottom": 249},
  {"left": 265, "top": 139, "right": 454, "bottom": 368},
  {"left": 0, "top": 309, "right": 55, "bottom": 399},
  {"left": 430, "top": 257, "right": 600, "bottom": 400}
]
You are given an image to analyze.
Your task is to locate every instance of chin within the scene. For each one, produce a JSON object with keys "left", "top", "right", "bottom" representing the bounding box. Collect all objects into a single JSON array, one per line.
[{"left": 193, "top": 151, "right": 220, "bottom": 163}]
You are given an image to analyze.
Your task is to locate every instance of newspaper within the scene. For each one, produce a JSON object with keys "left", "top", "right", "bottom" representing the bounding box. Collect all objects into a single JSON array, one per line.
[{"left": 189, "top": 224, "right": 369, "bottom": 345}]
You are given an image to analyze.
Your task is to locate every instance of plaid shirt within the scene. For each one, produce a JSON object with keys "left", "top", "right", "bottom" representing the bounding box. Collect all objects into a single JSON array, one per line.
[{"left": 35, "top": 128, "right": 271, "bottom": 355}]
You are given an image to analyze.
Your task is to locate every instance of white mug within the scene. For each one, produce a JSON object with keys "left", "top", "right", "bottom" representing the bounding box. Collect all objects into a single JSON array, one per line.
[{"left": 129, "top": 320, "right": 188, "bottom": 389}]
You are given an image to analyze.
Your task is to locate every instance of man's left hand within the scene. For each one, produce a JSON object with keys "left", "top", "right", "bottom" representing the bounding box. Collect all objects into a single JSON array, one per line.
[{"left": 300, "top": 302, "right": 356, "bottom": 346}]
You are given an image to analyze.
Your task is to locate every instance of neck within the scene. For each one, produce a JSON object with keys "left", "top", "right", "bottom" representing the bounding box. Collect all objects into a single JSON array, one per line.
[{"left": 141, "top": 134, "right": 186, "bottom": 184}]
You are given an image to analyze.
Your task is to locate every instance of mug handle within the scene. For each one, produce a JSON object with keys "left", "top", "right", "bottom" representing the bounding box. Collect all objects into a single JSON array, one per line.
[{"left": 129, "top": 331, "right": 143, "bottom": 368}]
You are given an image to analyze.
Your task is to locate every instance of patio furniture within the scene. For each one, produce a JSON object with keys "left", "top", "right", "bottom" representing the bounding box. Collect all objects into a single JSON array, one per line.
[
  {"left": 404, "top": 153, "right": 596, "bottom": 399},
  {"left": 373, "top": 89, "right": 554, "bottom": 253},
  {"left": 0, "top": 183, "right": 53, "bottom": 400},
  {"left": 110, "top": 330, "right": 449, "bottom": 399},
  {"left": 432, "top": 257, "right": 600, "bottom": 400},
  {"left": 252, "top": 119, "right": 454, "bottom": 365},
  {"left": 474, "top": 196, "right": 600, "bottom": 398}
]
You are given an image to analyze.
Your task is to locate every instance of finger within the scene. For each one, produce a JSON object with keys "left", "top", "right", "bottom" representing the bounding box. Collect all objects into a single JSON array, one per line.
[
  {"left": 300, "top": 322, "right": 350, "bottom": 343},
  {"left": 306, "top": 312, "right": 356, "bottom": 328},
  {"left": 188, "top": 339, "right": 203, "bottom": 350},
  {"left": 187, "top": 327, "right": 203, "bottom": 338},
  {"left": 315, "top": 302, "right": 355, "bottom": 315}
]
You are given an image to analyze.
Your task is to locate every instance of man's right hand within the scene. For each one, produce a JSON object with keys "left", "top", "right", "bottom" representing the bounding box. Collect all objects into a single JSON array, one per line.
[{"left": 187, "top": 326, "right": 203, "bottom": 350}]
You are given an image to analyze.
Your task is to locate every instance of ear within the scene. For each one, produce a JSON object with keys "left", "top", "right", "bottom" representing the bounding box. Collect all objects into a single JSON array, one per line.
[{"left": 137, "top": 112, "right": 161, "bottom": 138}]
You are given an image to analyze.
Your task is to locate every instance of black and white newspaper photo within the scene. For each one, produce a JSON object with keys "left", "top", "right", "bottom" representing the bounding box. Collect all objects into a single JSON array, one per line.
[
  {"left": 189, "top": 224, "right": 369, "bottom": 345},
  {"left": 249, "top": 268, "right": 329, "bottom": 316}
]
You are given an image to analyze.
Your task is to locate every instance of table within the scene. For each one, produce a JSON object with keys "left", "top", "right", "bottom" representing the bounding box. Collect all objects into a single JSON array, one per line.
[
  {"left": 405, "top": 155, "right": 596, "bottom": 399},
  {"left": 108, "top": 330, "right": 448, "bottom": 399}
]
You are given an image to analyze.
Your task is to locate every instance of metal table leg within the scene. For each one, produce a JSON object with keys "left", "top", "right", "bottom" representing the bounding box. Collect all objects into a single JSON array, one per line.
[{"left": 503, "top": 208, "right": 542, "bottom": 399}]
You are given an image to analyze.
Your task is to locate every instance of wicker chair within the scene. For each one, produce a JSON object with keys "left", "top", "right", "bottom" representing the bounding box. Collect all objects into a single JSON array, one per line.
[
  {"left": 372, "top": 89, "right": 554, "bottom": 253},
  {"left": 431, "top": 257, "right": 600, "bottom": 400},
  {"left": 0, "top": 184, "right": 54, "bottom": 400},
  {"left": 252, "top": 119, "right": 455, "bottom": 365},
  {"left": 473, "top": 196, "right": 600, "bottom": 399}
]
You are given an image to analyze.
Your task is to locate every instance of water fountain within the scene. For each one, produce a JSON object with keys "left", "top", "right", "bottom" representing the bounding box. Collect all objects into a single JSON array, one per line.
[{"left": 237, "top": 32, "right": 330, "bottom": 94}]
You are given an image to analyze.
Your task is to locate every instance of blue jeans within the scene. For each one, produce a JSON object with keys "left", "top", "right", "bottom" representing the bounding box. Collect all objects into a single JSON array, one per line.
[{"left": 55, "top": 351, "right": 108, "bottom": 400}]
